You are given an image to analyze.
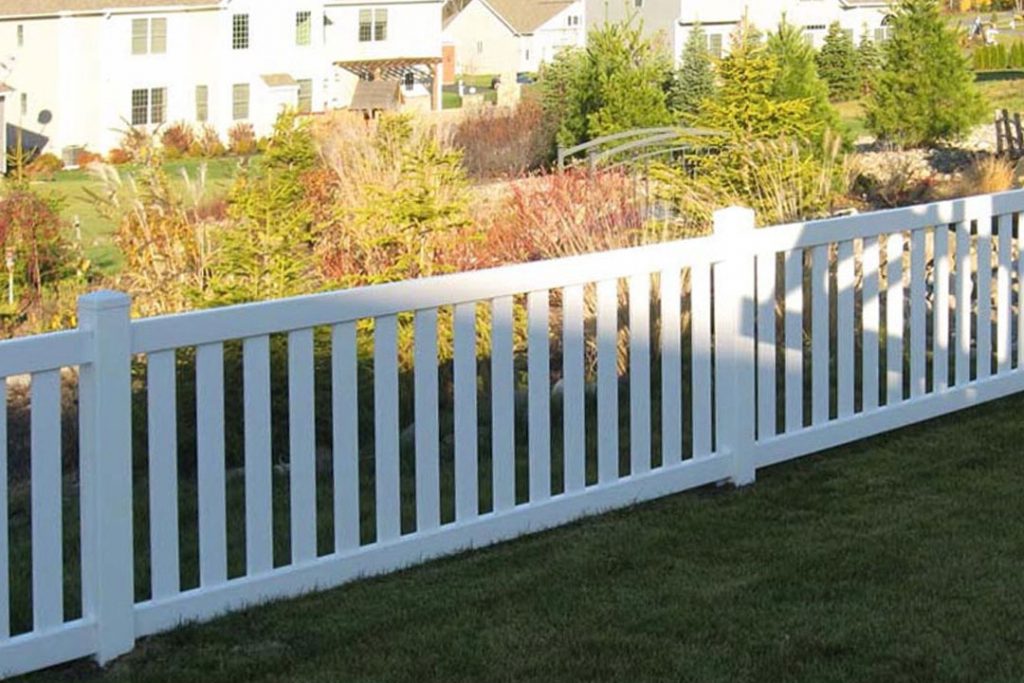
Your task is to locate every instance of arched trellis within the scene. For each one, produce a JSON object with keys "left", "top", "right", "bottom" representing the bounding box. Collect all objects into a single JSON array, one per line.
[{"left": 556, "top": 126, "right": 724, "bottom": 172}]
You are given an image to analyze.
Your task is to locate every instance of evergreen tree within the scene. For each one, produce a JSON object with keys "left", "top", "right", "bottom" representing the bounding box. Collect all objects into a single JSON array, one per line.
[
  {"left": 857, "top": 31, "right": 882, "bottom": 94},
  {"left": 766, "top": 18, "right": 841, "bottom": 138},
  {"left": 817, "top": 22, "right": 861, "bottom": 101},
  {"left": 866, "top": 0, "right": 987, "bottom": 147},
  {"left": 669, "top": 23, "right": 716, "bottom": 118}
]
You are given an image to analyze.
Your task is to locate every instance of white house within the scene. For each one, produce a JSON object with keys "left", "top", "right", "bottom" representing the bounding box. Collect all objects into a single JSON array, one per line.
[
  {"left": 443, "top": 0, "right": 585, "bottom": 76},
  {"left": 585, "top": 0, "right": 893, "bottom": 62},
  {"left": 0, "top": 0, "right": 444, "bottom": 158}
]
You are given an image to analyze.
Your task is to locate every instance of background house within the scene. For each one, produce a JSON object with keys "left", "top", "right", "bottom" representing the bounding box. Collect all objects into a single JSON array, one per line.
[
  {"left": 443, "top": 0, "right": 585, "bottom": 76},
  {"left": 0, "top": 0, "right": 444, "bottom": 157}
]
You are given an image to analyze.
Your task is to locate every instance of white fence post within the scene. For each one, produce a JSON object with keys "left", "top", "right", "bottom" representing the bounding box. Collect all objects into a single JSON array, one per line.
[
  {"left": 713, "top": 207, "right": 757, "bottom": 486},
  {"left": 77, "top": 291, "right": 136, "bottom": 664}
]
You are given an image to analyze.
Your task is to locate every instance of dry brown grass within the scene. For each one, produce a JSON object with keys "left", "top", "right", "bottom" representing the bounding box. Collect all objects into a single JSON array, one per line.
[{"left": 952, "top": 154, "right": 1017, "bottom": 196}]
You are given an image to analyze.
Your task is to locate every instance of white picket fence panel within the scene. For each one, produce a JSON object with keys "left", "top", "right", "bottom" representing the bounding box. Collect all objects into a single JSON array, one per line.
[{"left": 2, "top": 190, "right": 1024, "bottom": 678}]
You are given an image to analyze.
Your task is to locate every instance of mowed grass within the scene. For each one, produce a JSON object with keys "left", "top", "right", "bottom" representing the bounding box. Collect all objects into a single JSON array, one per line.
[
  {"left": 31, "top": 156, "right": 241, "bottom": 273},
  {"left": 18, "top": 390, "right": 1024, "bottom": 683}
]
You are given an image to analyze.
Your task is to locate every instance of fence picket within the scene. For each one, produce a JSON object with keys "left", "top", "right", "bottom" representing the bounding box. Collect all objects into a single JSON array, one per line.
[
  {"left": 374, "top": 316, "right": 401, "bottom": 541},
  {"left": 837, "top": 242, "right": 855, "bottom": 418},
  {"left": 331, "top": 322, "right": 359, "bottom": 552},
  {"left": 527, "top": 292, "right": 551, "bottom": 501},
  {"left": 242, "top": 337, "right": 272, "bottom": 575},
  {"left": 811, "top": 245, "right": 830, "bottom": 425},
  {"left": 196, "top": 343, "right": 227, "bottom": 587},
  {"left": 784, "top": 250, "right": 804, "bottom": 431},
  {"left": 886, "top": 233, "right": 905, "bottom": 405},
  {"left": 956, "top": 222, "right": 972, "bottom": 386},
  {"left": 934, "top": 228, "right": 951, "bottom": 391},
  {"left": 977, "top": 218, "right": 993, "bottom": 379},
  {"left": 629, "top": 276, "right": 651, "bottom": 475},
  {"left": 691, "top": 264, "right": 712, "bottom": 457},
  {"left": 288, "top": 329, "right": 317, "bottom": 563},
  {"left": 910, "top": 230, "right": 927, "bottom": 397},
  {"left": 148, "top": 350, "right": 181, "bottom": 595},
  {"left": 597, "top": 279, "right": 619, "bottom": 479},
  {"left": 1018, "top": 215, "right": 1024, "bottom": 370},
  {"left": 997, "top": 215, "right": 1012, "bottom": 374},
  {"left": 491, "top": 297, "right": 516, "bottom": 510},
  {"left": 757, "top": 254, "right": 777, "bottom": 439},
  {"left": 414, "top": 309, "right": 440, "bottom": 532},
  {"left": 31, "top": 371, "right": 63, "bottom": 631},
  {"left": 0, "top": 379, "right": 6, "bottom": 639},
  {"left": 862, "top": 237, "right": 881, "bottom": 411},
  {"left": 660, "top": 272, "right": 683, "bottom": 463},
  {"left": 453, "top": 304, "right": 478, "bottom": 520},
  {"left": 563, "top": 286, "right": 586, "bottom": 489}
]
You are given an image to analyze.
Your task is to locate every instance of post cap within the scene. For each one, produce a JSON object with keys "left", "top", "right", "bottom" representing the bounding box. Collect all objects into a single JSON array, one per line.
[
  {"left": 78, "top": 290, "right": 131, "bottom": 312},
  {"left": 712, "top": 206, "right": 756, "bottom": 238}
]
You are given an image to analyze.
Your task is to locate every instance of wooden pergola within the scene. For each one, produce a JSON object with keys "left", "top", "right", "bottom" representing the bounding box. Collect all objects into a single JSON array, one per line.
[{"left": 335, "top": 57, "right": 443, "bottom": 111}]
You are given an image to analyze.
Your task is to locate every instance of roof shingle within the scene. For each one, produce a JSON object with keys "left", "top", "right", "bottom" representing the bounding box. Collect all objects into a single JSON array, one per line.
[{"left": 0, "top": 0, "right": 216, "bottom": 18}]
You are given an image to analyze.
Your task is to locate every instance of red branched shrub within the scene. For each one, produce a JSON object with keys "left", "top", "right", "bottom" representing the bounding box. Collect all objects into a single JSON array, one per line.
[
  {"left": 0, "top": 188, "right": 72, "bottom": 296},
  {"left": 452, "top": 99, "right": 554, "bottom": 180},
  {"left": 107, "top": 148, "right": 132, "bottom": 165},
  {"left": 161, "top": 122, "right": 196, "bottom": 159},
  {"left": 228, "top": 123, "right": 257, "bottom": 156}
]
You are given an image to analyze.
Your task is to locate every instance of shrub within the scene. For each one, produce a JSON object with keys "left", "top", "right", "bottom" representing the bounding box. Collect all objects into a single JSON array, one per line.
[
  {"left": 189, "top": 124, "right": 227, "bottom": 158},
  {"left": 767, "top": 18, "right": 841, "bottom": 141},
  {"left": 107, "top": 148, "right": 133, "bottom": 165},
  {"left": 74, "top": 149, "right": 103, "bottom": 167},
  {"left": 227, "top": 123, "right": 257, "bottom": 156},
  {"left": 951, "top": 154, "right": 1015, "bottom": 197},
  {"left": 452, "top": 98, "right": 553, "bottom": 179},
  {"left": 867, "top": 0, "right": 987, "bottom": 146},
  {"left": 848, "top": 153, "right": 941, "bottom": 208},
  {"left": 0, "top": 183, "right": 76, "bottom": 297},
  {"left": 117, "top": 125, "right": 153, "bottom": 162},
  {"left": 857, "top": 33, "right": 883, "bottom": 95},
  {"left": 161, "top": 122, "right": 195, "bottom": 159},
  {"left": 23, "top": 153, "right": 63, "bottom": 180}
]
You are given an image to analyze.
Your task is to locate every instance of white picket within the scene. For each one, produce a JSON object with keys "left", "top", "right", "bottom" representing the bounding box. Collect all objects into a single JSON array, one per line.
[
  {"left": 1018, "top": 215, "right": 1024, "bottom": 370},
  {"left": 910, "top": 229, "right": 927, "bottom": 397},
  {"left": 659, "top": 271, "right": 683, "bottom": 463},
  {"left": 836, "top": 241, "right": 855, "bottom": 418},
  {"left": 811, "top": 245, "right": 829, "bottom": 425},
  {"left": 862, "top": 237, "right": 881, "bottom": 411},
  {"left": 756, "top": 254, "right": 777, "bottom": 439},
  {"left": 452, "top": 304, "right": 478, "bottom": 520},
  {"left": 933, "top": 227, "right": 951, "bottom": 392},
  {"left": 414, "top": 309, "right": 440, "bottom": 532},
  {"left": 242, "top": 337, "right": 273, "bottom": 575},
  {"left": 596, "top": 279, "right": 619, "bottom": 480},
  {"left": 196, "top": 343, "right": 227, "bottom": 587},
  {"left": 331, "top": 322, "right": 360, "bottom": 552},
  {"left": 563, "top": 285, "right": 587, "bottom": 489},
  {"left": 629, "top": 275, "right": 651, "bottom": 475},
  {"left": 691, "top": 264, "right": 712, "bottom": 457},
  {"left": 784, "top": 250, "right": 804, "bottom": 431},
  {"left": 374, "top": 316, "right": 401, "bottom": 541},
  {"left": 977, "top": 218, "right": 993, "bottom": 379},
  {"left": 288, "top": 329, "right": 317, "bottom": 563},
  {"left": 997, "top": 215, "right": 1012, "bottom": 374},
  {"left": 956, "top": 222, "right": 972, "bottom": 386},
  {"left": 31, "top": 370, "right": 63, "bottom": 630},
  {"left": 490, "top": 297, "right": 516, "bottom": 510},
  {"left": 148, "top": 350, "right": 181, "bottom": 595},
  {"left": 527, "top": 292, "right": 551, "bottom": 501},
  {"left": 0, "top": 378, "right": 6, "bottom": 639},
  {"left": 886, "top": 233, "right": 904, "bottom": 406}
]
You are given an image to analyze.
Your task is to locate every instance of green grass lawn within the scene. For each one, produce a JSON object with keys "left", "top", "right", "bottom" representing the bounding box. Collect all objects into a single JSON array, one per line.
[
  {"left": 19, "top": 390, "right": 1024, "bottom": 682},
  {"left": 32, "top": 157, "right": 240, "bottom": 274},
  {"left": 835, "top": 99, "right": 868, "bottom": 140}
]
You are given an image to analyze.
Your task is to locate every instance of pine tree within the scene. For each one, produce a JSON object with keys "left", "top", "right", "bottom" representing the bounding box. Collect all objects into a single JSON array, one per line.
[
  {"left": 669, "top": 23, "right": 716, "bottom": 118},
  {"left": 857, "top": 31, "right": 882, "bottom": 94},
  {"left": 766, "top": 18, "right": 840, "bottom": 138},
  {"left": 866, "top": 0, "right": 987, "bottom": 147},
  {"left": 817, "top": 22, "right": 861, "bottom": 101}
]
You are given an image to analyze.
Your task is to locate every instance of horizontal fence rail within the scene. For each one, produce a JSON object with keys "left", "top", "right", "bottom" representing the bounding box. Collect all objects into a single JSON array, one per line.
[{"left": 3, "top": 190, "right": 1024, "bottom": 678}]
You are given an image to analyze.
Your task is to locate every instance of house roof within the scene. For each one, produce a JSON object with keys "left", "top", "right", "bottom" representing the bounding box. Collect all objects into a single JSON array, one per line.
[
  {"left": 348, "top": 80, "right": 401, "bottom": 112},
  {"left": 261, "top": 73, "right": 297, "bottom": 88},
  {"left": 0, "top": 0, "right": 216, "bottom": 18},
  {"left": 450, "top": 0, "right": 575, "bottom": 35},
  {"left": 0, "top": 82, "right": 11, "bottom": 93}
]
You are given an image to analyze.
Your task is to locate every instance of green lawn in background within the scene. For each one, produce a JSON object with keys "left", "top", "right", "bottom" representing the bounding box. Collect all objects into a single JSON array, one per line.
[
  {"left": 19, "top": 390, "right": 1024, "bottom": 683},
  {"left": 34, "top": 156, "right": 240, "bottom": 274}
]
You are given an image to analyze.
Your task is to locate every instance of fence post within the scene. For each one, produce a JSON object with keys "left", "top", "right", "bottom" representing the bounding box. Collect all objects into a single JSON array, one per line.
[
  {"left": 77, "top": 291, "right": 135, "bottom": 664},
  {"left": 713, "top": 207, "right": 757, "bottom": 487}
]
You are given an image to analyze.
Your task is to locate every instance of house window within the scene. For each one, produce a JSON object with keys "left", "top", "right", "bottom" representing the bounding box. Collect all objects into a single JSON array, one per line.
[
  {"left": 16, "top": 24, "right": 23, "bottom": 47},
  {"left": 130, "top": 87, "right": 165, "bottom": 125},
  {"left": 358, "top": 8, "right": 387, "bottom": 42},
  {"left": 296, "top": 11, "right": 312, "bottom": 46},
  {"left": 297, "top": 78, "right": 313, "bottom": 112},
  {"left": 132, "top": 17, "right": 167, "bottom": 54},
  {"left": 403, "top": 72, "right": 415, "bottom": 91},
  {"left": 232, "top": 14, "right": 249, "bottom": 49},
  {"left": 477, "top": 40, "right": 483, "bottom": 54},
  {"left": 843, "top": 28, "right": 854, "bottom": 43},
  {"left": 20, "top": 93, "right": 27, "bottom": 117},
  {"left": 874, "top": 26, "right": 892, "bottom": 42},
  {"left": 233, "top": 83, "right": 250, "bottom": 120},
  {"left": 706, "top": 33, "right": 723, "bottom": 58},
  {"left": 196, "top": 85, "right": 209, "bottom": 122},
  {"left": 567, "top": 15, "right": 580, "bottom": 27}
]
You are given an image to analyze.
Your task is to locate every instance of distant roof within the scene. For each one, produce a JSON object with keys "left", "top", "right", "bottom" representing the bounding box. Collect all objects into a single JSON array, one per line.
[
  {"left": 0, "top": 82, "right": 11, "bottom": 93},
  {"left": 452, "top": 0, "right": 575, "bottom": 35},
  {"left": 0, "top": 0, "right": 216, "bottom": 18},
  {"left": 839, "top": 0, "right": 892, "bottom": 6},
  {"left": 261, "top": 73, "right": 297, "bottom": 88},
  {"left": 349, "top": 80, "right": 401, "bottom": 112}
]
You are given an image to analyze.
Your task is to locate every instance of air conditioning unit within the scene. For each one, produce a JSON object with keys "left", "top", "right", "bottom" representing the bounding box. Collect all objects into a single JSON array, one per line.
[{"left": 61, "top": 145, "right": 84, "bottom": 170}]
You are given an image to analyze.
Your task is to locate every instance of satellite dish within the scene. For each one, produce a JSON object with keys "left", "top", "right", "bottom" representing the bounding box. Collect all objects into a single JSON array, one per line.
[{"left": 38, "top": 110, "right": 52, "bottom": 125}]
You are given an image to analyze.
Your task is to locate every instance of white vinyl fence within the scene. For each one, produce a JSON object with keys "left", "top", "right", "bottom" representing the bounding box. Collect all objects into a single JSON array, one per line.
[{"left": 3, "top": 191, "right": 1024, "bottom": 677}]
